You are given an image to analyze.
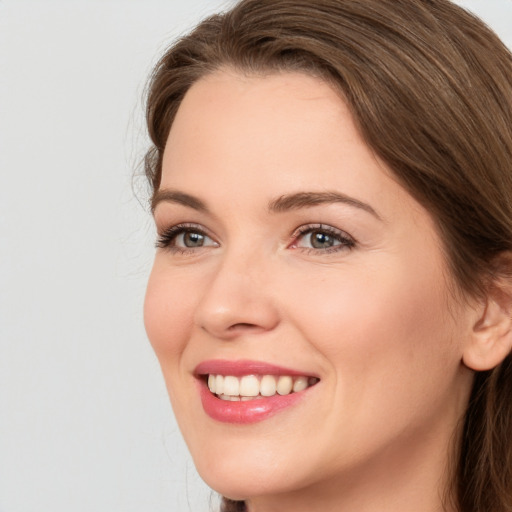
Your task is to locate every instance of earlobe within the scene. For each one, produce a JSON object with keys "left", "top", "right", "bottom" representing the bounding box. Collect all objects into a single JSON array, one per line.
[{"left": 463, "top": 285, "right": 512, "bottom": 371}]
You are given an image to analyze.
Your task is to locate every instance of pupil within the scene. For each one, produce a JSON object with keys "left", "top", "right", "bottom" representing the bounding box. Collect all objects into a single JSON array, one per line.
[
  {"left": 184, "top": 232, "right": 204, "bottom": 247},
  {"left": 311, "top": 231, "right": 333, "bottom": 248}
]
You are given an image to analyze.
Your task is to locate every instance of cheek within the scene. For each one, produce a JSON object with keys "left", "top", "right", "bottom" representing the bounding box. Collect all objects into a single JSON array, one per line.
[
  {"left": 283, "top": 256, "right": 461, "bottom": 408},
  {"left": 143, "top": 263, "right": 194, "bottom": 367}
]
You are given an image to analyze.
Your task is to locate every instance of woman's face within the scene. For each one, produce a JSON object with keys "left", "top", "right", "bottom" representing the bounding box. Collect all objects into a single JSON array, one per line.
[{"left": 145, "top": 70, "right": 475, "bottom": 506}]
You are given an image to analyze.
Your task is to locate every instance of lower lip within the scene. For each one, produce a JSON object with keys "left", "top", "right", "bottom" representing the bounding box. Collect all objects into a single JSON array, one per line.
[{"left": 198, "top": 380, "right": 308, "bottom": 424}]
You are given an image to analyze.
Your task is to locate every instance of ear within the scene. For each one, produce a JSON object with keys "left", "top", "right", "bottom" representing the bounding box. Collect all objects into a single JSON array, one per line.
[{"left": 463, "top": 272, "right": 512, "bottom": 371}]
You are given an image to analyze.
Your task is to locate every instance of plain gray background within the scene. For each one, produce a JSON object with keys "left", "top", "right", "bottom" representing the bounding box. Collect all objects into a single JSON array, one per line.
[{"left": 1, "top": 1, "right": 511, "bottom": 511}]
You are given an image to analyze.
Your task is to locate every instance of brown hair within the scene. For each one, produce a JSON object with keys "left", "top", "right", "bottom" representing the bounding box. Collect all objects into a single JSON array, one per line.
[{"left": 144, "top": 1, "right": 512, "bottom": 510}]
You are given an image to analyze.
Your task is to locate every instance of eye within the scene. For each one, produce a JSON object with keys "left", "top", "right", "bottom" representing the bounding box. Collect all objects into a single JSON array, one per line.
[
  {"left": 156, "top": 223, "right": 218, "bottom": 252},
  {"left": 291, "top": 224, "right": 355, "bottom": 253},
  {"left": 176, "top": 231, "right": 208, "bottom": 248}
]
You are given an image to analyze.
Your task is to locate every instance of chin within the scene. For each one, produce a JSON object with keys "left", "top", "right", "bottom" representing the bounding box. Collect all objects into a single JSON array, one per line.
[
  {"left": 188, "top": 437, "right": 312, "bottom": 501},
  {"left": 196, "top": 463, "right": 299, "bottom": 503}
]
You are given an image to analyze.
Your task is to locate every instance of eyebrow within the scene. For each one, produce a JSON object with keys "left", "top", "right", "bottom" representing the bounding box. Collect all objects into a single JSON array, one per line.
[
  {"left": 151, "top": 189, "right": 209, "bottom": 214},
  {"left": 152, "top": 189, "right": 381, "bottom": 220},
  {"left": 268, "top": 191, "right": 381, "bottom": 219}
]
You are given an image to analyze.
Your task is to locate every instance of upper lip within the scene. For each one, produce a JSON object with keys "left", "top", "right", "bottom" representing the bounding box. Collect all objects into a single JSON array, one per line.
[{"left": 194, "top": 359, "right": 319, "bottom": 378}]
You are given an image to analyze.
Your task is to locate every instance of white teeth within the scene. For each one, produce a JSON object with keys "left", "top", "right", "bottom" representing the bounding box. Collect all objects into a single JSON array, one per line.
[
  {"left": 208, "top": 374, "right": 216, "bottom": 393},
  {"left": 239, "top": 375, "right": 260, "bottom": 397},
  {"left": 293, "top": 376, "right": 308, "bottom": 393},
  {"left": 277, "top": 375, "right": 293, "bottom": 395},
  {"left": 206, "top": 373, "right": 318, "bottom": 398},
  {"left": 223, "top": 376, "right": 240, "bottom": 396},
  {"left": 260, "top": 375, "right": 277, "bottom": 397},
  {"left": 219, "top": 394, "right": 240, "bottom": 401},
  {"left": 215, "top": 375, "right": 224, "bottom": 395}
]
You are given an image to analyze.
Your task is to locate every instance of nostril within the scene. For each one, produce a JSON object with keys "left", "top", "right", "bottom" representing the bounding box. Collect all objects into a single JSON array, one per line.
[
  {"left": 225, "top": 322, "right": 270, "bottom": 336},
  {"left": 229, "top": 323, "right": 257, "bottom": 330}
]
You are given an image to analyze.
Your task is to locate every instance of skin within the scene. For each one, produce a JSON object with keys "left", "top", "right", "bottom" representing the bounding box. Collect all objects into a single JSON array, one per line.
[{"left": 144, "top": 70, "right": 479, "bottom": 512}]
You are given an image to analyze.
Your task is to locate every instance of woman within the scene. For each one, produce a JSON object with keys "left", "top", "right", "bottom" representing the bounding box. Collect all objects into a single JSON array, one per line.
[{"left": 142, "top": 1, "right": 512, "bottom": 511}]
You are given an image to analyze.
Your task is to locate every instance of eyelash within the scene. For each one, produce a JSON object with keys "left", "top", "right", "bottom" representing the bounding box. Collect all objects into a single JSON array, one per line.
[
  {"left": 156, "top": 223, "right": 356, "bottom": 254},
  {"left": 156, "top": 223, "right": 215, "bottom": 254},
  {"left": 290, "top": 223, "right": 356, "bottom": 254}
]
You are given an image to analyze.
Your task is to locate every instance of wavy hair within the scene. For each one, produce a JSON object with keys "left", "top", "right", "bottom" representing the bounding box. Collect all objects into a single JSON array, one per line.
[{"left": 144, "top": 1, "right": 512, "bottom": 510}]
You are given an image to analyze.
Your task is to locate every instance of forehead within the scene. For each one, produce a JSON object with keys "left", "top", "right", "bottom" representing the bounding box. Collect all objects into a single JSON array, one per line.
[
  {"left": 161, "top": 69, "right": 423, "bottom": 223},
  {"left": 165, "top": 69, "right": 352, "bottom": 159}
]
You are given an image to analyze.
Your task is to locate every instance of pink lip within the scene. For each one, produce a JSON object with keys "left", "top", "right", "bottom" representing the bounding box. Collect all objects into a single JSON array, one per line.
[
  {"left": 194, "top": 359, "right": 318, "bottom": 424},
  {"left": 194, "top": 359, "right": 316, "bottom": 377}
]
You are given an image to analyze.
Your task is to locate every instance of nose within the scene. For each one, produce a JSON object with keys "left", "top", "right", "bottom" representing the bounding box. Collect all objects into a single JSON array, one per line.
[{"left": 194, "top": 251, "right": 280, "bottom": 340}]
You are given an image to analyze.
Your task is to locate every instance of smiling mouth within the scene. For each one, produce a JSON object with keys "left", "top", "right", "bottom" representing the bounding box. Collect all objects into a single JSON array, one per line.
[{"left": 205, "top": 374, "right": 320, "bottom": 401}]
